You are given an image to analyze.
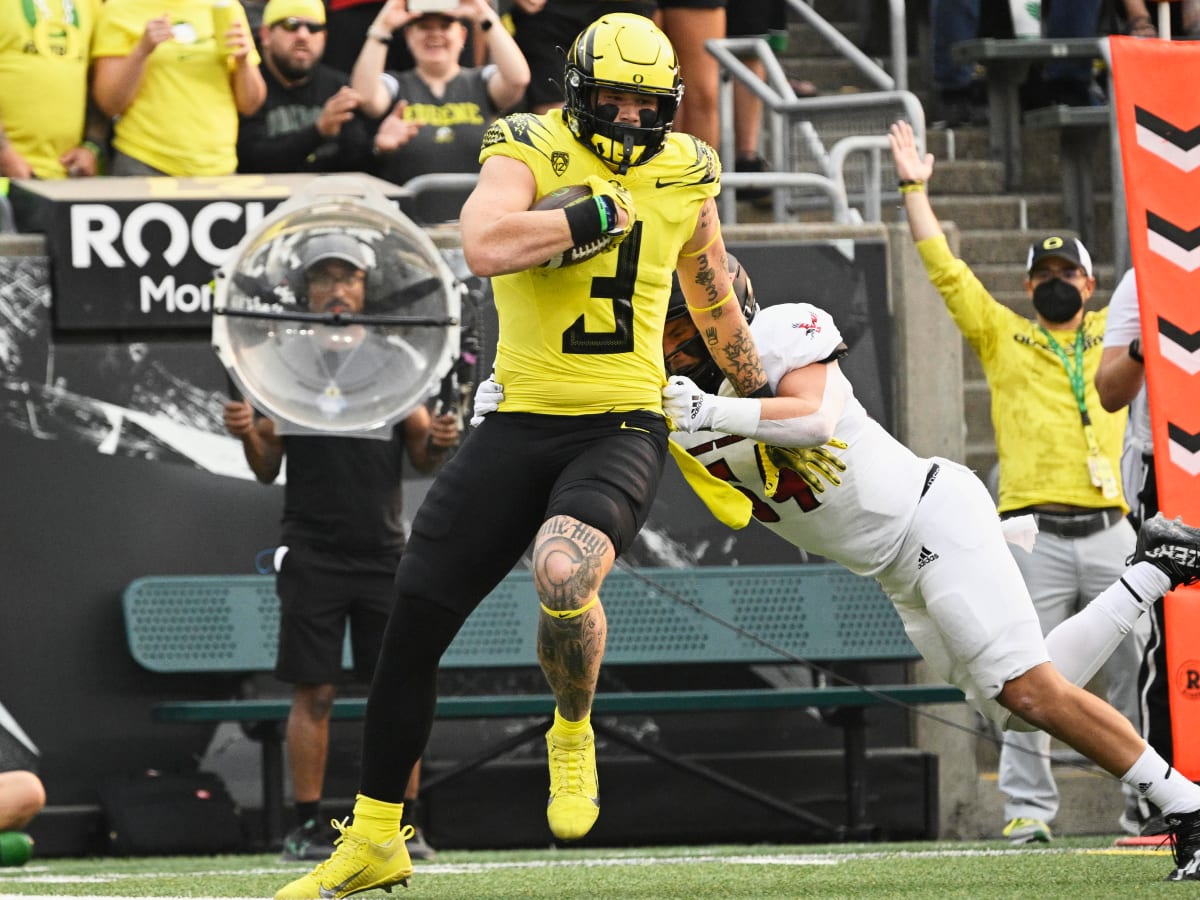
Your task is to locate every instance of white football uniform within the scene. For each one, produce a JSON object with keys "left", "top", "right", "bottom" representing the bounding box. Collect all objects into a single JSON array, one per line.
[{"left": 670, "top": 303, "right": 1049, "bottom": 726}]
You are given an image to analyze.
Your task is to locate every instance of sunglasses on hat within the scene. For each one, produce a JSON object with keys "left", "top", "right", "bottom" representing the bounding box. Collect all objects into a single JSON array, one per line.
[{"left": 274, "top": 17, "right": 326, "bottom": 32}]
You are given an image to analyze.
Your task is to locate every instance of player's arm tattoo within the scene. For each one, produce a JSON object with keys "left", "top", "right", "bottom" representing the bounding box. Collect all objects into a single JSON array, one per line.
[{"left": 704, "top": 322, "right": 767, "bottom": 396}]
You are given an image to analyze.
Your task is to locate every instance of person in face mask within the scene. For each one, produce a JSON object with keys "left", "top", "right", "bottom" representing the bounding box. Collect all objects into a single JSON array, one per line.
[
  {"left": 1027, "top": 236, "right": 1094, "bottom": 324},
  {"left": 888, "top": 119, "right": 1147, "bottom": 848}
]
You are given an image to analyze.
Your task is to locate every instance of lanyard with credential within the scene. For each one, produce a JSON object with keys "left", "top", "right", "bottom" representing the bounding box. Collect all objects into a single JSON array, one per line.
[{"left": 1038, "top": 324, "right": 1119, "bottom": 500}]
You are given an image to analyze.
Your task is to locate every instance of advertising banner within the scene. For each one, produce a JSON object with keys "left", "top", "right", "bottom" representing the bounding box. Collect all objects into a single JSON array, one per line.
[{"left": 16, "top": 173, "right": 403, "bottom": 331}]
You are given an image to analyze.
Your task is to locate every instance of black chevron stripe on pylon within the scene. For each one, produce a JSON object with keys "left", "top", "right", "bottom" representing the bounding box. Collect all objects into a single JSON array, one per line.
[
  {"left": 1168, "top": 423, "right": 1200, "bottom": 476},
  {"left": 1135, "top": 107, "right": 1200, "bottom": 171},
  {"left": 1158, "top": 316, "right": 1200, "bottom": 375},
  {"left": 1147, "top": 212, "right": 1200, "bottom": 271},
  {"left": 1135, "top": 107, "right": 1200, "bottom": 150},
  {"left": 1160, "top": 317, "right": 1200, "bottom": 353},
  {"left": 1169, "top": 424, "right": 1200, "bottom": 453}
]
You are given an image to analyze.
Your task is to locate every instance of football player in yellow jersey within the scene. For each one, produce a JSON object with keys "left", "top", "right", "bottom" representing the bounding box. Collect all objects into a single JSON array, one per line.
[{"left": 274, "top": 13, "right": 767, "bottom": 899}]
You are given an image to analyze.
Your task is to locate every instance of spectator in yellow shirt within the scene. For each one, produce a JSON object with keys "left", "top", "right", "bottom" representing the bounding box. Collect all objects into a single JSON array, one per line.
[
  {"left": 92, "top": 0, "right": 267, "bottom": 175},
  {"left": 0, "top": 0, "right": 106, "bottom": 184}
]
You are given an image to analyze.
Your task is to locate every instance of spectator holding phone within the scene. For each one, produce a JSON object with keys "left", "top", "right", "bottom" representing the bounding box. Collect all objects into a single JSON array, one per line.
[
  {"left": 92, "top": 0, "right": 267, "bottom": 175},
  {"left": 351, "top": 0, "right": 529, "bottom": 223}
]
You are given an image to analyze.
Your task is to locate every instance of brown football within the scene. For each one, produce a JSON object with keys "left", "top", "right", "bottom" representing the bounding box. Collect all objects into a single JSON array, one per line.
[{"left": 531, "top": 184, "right": 618, "bottom": 269}]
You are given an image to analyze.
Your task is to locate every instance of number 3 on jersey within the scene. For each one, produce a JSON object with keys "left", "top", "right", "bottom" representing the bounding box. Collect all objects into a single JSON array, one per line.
[{"left": 562, "top": 222, "right": 642, "bottom": 355}]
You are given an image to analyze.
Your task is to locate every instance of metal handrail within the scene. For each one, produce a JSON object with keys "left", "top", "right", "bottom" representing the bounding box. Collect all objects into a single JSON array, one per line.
[
  {"left": 400, "top": 172, "right": 478, "bottom": 199},
  {"left": 828, "top": 135, "right": 892, "bottom": 223},
  {"left": 400, "top": 168, "right": 847, "bottom": 235},
  {"left": 708, "top": 37, "right": 925, "bottom": 224},
  {"left": 719, "top": 171, "right": 851, "bottom": 224},
  {"left": 786, "top": 0, "right": 907, "bottom": 92}
]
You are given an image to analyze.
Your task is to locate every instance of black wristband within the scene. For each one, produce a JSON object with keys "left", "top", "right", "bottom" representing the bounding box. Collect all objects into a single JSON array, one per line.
[
  {"left": 746, "top": 382, "right": 773, "bottom": 399},
  {"left": 1129, "top": 338, "right": 1144, "bottom": 364},
  {"left": 563, "top": 195, "right": 616, "bottom": 247}
]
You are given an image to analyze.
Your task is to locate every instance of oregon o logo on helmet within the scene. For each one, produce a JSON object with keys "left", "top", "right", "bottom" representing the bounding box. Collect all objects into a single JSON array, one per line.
[
  {"left": 1177, "top": 660, "right": 1200, "bottom": 699},
  {"left": 1042, "top": 236, "right": 1064, "bottom": 251}
]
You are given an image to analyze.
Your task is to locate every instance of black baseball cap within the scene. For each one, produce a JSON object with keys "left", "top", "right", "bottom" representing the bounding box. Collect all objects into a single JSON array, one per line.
[
  {"left": 1026, "top": 235, "right": 1093, "bottom": 277},
  {"left": 300, "top": 233, "right": 373, "bottom": 272}
]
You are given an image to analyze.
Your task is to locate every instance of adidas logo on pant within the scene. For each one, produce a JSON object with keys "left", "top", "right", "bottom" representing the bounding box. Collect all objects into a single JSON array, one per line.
[{"left": 917, "top": 545, "right": 939, "bottom": 569}]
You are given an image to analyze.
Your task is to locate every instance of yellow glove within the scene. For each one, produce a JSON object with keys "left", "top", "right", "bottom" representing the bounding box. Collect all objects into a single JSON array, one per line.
[
  {"left": 759, "top": 439, "right": 848, "bottom": 498},
  {"left": 584, "top": 174, "right": 635, "bottom": 236}
]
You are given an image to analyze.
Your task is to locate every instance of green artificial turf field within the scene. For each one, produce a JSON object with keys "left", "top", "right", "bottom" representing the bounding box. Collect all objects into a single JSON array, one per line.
[{"left": 0, "top": 837, "right": 1182, "bottom": 899}]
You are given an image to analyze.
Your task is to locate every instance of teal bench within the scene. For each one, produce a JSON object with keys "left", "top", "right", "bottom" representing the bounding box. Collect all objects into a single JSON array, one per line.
[{"left": 122, "top": 565, "right": 965, "bottom": 845}]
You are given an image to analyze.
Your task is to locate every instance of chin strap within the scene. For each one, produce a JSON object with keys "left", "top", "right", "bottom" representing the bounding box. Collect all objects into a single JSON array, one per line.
[{"left": 617, "top": 133, "right": 635, "bottom": 175}]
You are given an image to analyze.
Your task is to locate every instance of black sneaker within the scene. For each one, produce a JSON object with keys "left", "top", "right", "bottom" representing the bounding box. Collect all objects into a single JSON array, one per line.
[
  {"left": 1129, "top": 514, "right": 1200, "bottom": 588},
  {"left": 1166, "top": 809, "right": 1200, "bottom": 880},
  {"left": 280, "top": 818, "right": 336, "bottom": 862},
  {"left": 734, "top": 154, "right": 772, "bottom": 205}
]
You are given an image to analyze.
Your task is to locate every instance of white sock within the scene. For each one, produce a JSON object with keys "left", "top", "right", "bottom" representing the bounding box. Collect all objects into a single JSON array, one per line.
[
  {"left": 1122, "top": 745, "right": 1200, "bottom": 817},
  {"left": 1043, "top": 567, "right": 1161, "bottom": 687},
  {"left": 1123, "top": 560, "right": 1172, "bottom": 604}
]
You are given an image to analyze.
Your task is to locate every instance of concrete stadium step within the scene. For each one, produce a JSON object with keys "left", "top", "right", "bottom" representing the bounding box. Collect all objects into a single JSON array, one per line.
[
  {"left": 783, "top": 21, "right": 864, "bottom": 60},
  {"left": 958, "top": 229, "right": 1060, "bottom": 265},
  {"left": 925, "top": 127, "right": 992, "bottom": 163},
  {"left": 783, "top": 57, "right": 922, "bottom": 95},
  {"left": 881, "top": 194, "right": 1062, "bottom": 231},
  {"left": 915, "top": 160, "right": 1004, "bottom": 195}
]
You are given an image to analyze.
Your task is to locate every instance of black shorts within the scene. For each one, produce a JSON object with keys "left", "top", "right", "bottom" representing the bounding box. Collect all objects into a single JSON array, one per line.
[
  {"left": 395, "top": 409, "right": 669, "bottom": 617},
  {"left": 725, "top": 0, "right": 785, "bottom": 37},
  {"left": 512, "top": 1, "right": 658, "bottom": 109},
  {"left": 274, "top": 542, "right": 400, "bottom": 684}
]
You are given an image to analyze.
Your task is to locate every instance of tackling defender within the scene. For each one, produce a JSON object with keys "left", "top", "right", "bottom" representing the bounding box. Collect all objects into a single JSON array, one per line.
[
  {"left": 657, "top": 270, "right": 1200, "bottom": 883},
  {"left": 275, "top": 13, "right": 767, "bottom": 898}
]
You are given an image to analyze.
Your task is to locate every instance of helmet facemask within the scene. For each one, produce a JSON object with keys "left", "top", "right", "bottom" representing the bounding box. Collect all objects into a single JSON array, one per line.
[{"left": 663, "top": 255, "right": 759, "bottom": 394}]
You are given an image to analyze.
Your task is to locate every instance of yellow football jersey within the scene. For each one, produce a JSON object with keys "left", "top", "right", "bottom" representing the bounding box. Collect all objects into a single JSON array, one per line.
[
  {"left": 0, "top": 0, "right": 98, "bottom": 178},
  {"left": 479, "top": 112, "right": 720, "bottom": 415},
  {"left": 93, "top": 0, "right": 259, "bottom": 176}
]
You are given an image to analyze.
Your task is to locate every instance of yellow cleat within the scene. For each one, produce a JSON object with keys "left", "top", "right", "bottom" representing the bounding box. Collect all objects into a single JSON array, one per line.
[
  {"left": 274, "top": 818, "right": 414, "bottom": 899},
  {"left": 545, "top": 725, "right": 599, "bottom": 841}
]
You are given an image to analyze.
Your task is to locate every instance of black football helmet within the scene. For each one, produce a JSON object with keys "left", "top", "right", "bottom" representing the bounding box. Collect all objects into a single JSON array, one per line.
[
  {"left": 562, "top": 13, "right": 683, "bottom": 174},
  {"left": 664, "top": 254, "right": 758, "bottom": 393}
]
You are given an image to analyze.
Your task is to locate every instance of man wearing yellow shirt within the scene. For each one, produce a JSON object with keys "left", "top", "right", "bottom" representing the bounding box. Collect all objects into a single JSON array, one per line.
[
  {"left": 92, "top": 0, "right": 266, "bottom": 175},
  {"left": 889, "top": 119, "right": 1148, "bottom": 846},
  {"left": 0, "top": 0, "right": 103, "bottom": 180},
  {"left": 0, "top": 0, "right": 106, "bottom": 228}
]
